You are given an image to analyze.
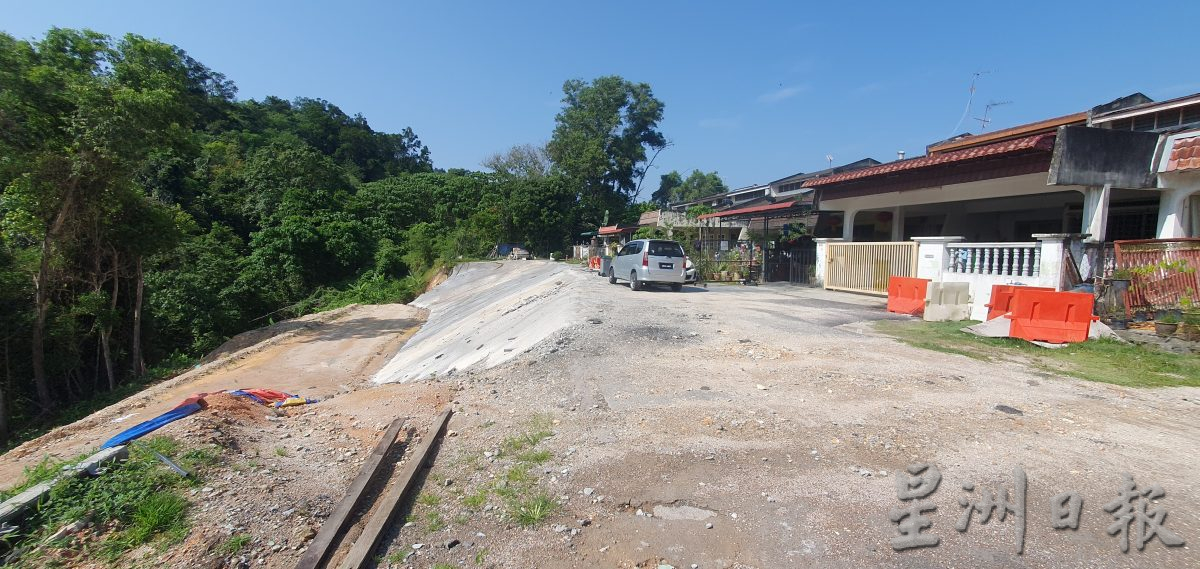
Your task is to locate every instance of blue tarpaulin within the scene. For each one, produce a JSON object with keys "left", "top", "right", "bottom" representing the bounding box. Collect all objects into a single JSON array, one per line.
[{"left": 100, "top": 403, "right": 203, "bottom": 449}]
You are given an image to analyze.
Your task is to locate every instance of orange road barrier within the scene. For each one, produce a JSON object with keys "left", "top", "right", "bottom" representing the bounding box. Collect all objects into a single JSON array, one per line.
[
  {"left": 1004, "top": 289, "right": 1097, "bottom": 344},
  {"left": 887, "top": 276, "right": 930, "bottom": 317},
  {"left": 984, "top": 285, "right": 1055, "bottom": 321},
  {"left": 589, "top": 256, "right": 601, "bottom": 270}
]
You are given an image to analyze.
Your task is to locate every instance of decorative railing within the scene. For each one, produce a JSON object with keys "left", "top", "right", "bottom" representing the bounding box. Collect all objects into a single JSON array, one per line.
[{"left": 947, "top": 243, "right": 1041, "bottom": 277}]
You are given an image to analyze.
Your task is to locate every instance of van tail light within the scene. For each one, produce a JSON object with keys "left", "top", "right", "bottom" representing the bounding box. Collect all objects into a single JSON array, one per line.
[
  {"left": 642, "top": 250, "right": 648, "bottom": 267},
  {"left": 683, "top": 255, "right": 689, "bottom": 272}
]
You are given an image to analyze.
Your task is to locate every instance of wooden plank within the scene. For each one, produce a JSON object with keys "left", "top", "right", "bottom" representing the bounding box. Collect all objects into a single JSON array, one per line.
[
  {"left": 295, "top": 417, "right": 406, "bottom": 569},
  {"left": 337, "top": 408, "right": 452, "bottom": 569}
]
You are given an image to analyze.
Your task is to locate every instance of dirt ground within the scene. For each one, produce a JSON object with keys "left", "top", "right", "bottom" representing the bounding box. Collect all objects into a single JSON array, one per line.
[{"left": 3, "top": 260, "right": 1198, "bottom": 568}]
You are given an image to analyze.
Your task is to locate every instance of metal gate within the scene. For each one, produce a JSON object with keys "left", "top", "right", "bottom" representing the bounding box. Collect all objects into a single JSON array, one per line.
[
  {"left": 765, "top": 244, "right": 817, "bottom": 284},
  {"left": 825, "top": 241, "right": 918, "bottom": 295}
]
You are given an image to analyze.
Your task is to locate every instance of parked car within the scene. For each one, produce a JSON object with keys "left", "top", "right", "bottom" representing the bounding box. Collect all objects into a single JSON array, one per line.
[
  {"left": 508, "top": 247, "right": 531, "bottom": 260},
  {"left": 684, "top": 258, "right": 697, "bottom": 284},
  {"left": 606, "top": 239, "right": 687, "bottom": 291}
]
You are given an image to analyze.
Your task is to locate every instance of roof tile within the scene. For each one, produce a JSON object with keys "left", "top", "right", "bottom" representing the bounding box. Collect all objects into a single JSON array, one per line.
[
  {"left": 1166, "top": 137, "right": 1200, "bottom": 172},
  {"left": 803, "top": 133, "right": 1056, "bottom": 188}
]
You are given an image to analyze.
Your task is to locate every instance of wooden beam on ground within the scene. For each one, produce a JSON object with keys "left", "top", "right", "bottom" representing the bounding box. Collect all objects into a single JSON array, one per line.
[
  {"left": 295, "top": 417, "right": 406, "bottom": 569},
  {"left": 337, "top": 408, "right": 452, "bottom": 569}
]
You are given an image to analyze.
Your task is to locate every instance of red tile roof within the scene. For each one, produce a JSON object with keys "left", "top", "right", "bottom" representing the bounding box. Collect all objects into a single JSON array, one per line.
[
  {"left": 696, "top": 200, "right": 799, "bottom": 220},
  {"left": 598, "top": 225, "right": 638, "bottom": 235},
  {"left": 1166, "top": 136, "right": 1200, "bottom": 172},
  {"left": 925, "top": 112, "right": 1085, "bottom": 154},
  {"left": 802, "top": 133, "right": 1056, "bottom": 188}
]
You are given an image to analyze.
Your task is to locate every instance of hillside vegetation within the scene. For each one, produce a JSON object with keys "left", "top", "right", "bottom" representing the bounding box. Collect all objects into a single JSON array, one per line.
[{"left": 0, "top": 29, "right": 668, "bottom": 447}]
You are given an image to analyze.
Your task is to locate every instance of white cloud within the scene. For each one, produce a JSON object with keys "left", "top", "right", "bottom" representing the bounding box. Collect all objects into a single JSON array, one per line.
[{"left": 757, "top": 85, "right": 807, "bottom": 103}]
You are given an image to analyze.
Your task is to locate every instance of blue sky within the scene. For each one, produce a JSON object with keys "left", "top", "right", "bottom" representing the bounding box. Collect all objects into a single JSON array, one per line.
[{"left": 5, "top": 1, "right": 1199, "bottom": 198}]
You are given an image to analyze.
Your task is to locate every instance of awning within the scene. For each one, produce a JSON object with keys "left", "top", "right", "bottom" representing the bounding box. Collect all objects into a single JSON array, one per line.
[
  {"left": 696, "top": 200, "right": 802, "bottom": 220},
  {"left": 598, "top": 225, "right": 639, "bottom": 236}
]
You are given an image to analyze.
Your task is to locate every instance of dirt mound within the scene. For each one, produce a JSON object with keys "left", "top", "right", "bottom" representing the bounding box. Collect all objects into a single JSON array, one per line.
[{"left": 201, "top": 392, "right": 272, "bottom": 424}]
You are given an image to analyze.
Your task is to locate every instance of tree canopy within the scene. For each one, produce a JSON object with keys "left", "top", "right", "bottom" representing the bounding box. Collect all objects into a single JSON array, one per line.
[
  {"left": 652, "top": 169, "right": 729, "bottom": 206},
  {"left": 0, "top": 28, "right": 675, "bottom": 449}
]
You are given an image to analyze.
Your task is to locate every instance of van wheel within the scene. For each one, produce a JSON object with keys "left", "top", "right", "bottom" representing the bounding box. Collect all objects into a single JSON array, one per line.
[
  {"left": 608, "top": 268, "right": 617, "bottom": 284},
  {"left": 630, "top": 271, "right": 641, "bottom": 291},
  {"left": 670, "top": 283, "right": 683, "bottom": 292}
]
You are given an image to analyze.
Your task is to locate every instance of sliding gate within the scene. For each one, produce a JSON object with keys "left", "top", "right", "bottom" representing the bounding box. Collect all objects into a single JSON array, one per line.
[{"left": 825, "top": 241, "right": 918, "bottom": 295}]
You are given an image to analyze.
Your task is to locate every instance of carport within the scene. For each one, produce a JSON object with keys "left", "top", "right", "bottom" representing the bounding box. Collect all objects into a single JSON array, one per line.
[{"left": 696, "top": 200, "right": 816, "bottom": 284}]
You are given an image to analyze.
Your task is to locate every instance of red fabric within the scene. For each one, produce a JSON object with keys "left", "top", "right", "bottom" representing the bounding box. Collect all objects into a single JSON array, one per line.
[{"left": 239, "top": 388, "right": 294, "bottom": 403}]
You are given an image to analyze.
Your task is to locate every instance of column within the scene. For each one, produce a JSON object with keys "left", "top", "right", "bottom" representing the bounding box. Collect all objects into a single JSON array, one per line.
[
  {"left": 1156, "top": 186, "right": 1199, "bottom": 239},
  {"left": 813, "top": 238, "right": 843, "bottom": 288},
  {"left": 890, "top": 207, "right": 906, "bottom": 241},
  {"left": 1079, "top": 184, "right": 1111, "bottom": 243},
  {"left": 911, "top": 236, "right": 964, "bottom": 282},
  {"left": 841, "top": 210, "right": 858, "bottom": 241},
  {"left": 1032, "top": 233, "right": 1069, "bottom": 291}
]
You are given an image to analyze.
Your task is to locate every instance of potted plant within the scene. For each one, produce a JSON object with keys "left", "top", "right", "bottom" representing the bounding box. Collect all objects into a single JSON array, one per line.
[
  {"left": 1180, "top": 292, "right": 1200, "bottom": 341},
  {"left": 1155, "top": 313, "right": 1180, "bottom": 337},
  {"left": 1109, "top": 268, "right": 1133, "bottom": 293},
  {"left": 1107, "top": 316, "right": 1129, "bottom": 331},
  {"left": 1133, "top": 310, "right": 1149, "bottom": 322}
]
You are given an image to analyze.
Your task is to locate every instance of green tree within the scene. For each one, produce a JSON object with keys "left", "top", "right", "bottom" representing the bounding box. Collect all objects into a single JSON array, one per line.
[
  {"left": 654, "top": 169, "right": 728, "bottom": 205},
  {"left": 483, "top": 144, "right": 552, "bottom": 179},
  {"left": 546, "top": 76, "right": 666, "bottom": 221}
]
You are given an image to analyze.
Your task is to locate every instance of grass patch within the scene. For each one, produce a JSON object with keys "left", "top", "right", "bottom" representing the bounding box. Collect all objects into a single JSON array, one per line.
[
  {"left": 516, "top": 449, "right": 552, "bottom": 464},
  {"left": 416, "top": 492, "right": 441, "bottom": 507},
  {"left": 274, "top": 446, "right": 289, "bottom": 457},
  {"left": 474, "top": 549, "right": 488, "bottom": 565},
  {"left": 425, "top": 511, "right": 447, "bottom": 532},
  {"left": 4, "top": 435, "right": 212, "bottom": 563},
  {"left": 511, "top": 493, "right": 557, "bottom": 527},
  {"left": 499, "top": 414, "right": 553, "bottom": 456},
  {"left": 462, "top": 489, "right": 488, "bottom": 509},
  {"left": 875, "top": 320, "right": 1200, "bottom": 387},
  {"left": 220, "top": 533, "right": 253, "bottom": 554}
]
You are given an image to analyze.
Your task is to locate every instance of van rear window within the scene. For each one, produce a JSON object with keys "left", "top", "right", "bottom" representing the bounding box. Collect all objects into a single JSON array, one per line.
[{"left": 648, "top": 241, "right": 684, "bottom": 257}]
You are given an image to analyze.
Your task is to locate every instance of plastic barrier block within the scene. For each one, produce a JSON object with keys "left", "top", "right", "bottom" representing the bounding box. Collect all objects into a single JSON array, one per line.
[
  {"left": 887, "top": 276, "right": 930, "bottom": 317},
  {"left": 1004, "top": 289, "right": 1097, "bottom": 344},
  {"left": 984, "top": 285, "right": 1055, "bottom": 321},
  {"left": 924, "top": 282, "right": 971, "bottom": 322}
]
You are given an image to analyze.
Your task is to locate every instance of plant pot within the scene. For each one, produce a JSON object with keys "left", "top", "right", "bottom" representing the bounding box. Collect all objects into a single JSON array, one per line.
[
  {"left": 1109, "top": 278, "right": 1131, "bottom": 293},
  {"left": 1107, "top": 318, "right": 1129, "bottom": 330},
  {"left": 1133, "top": 311, "right": 1148, "bottom": 323},
  {"left": 1155, "top": 322, "right": 1178, "bottom": 337},
  {"left": 1179, "top": 323, "right": 1200, "bottom": 341},
  {"left": 1167, "top": 308, "right": 1183, "bottom": 320}
]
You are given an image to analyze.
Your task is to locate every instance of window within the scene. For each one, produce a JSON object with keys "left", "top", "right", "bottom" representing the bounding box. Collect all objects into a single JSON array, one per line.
[
  {"left": 619, "top": 242, "right": 643, "bottom": 256},
  {"left": 647, "top": 241, "right": 684, "bottom": 257},
  {"left": 1132, "top": 114, "right": 1155, "bottom": 131}
]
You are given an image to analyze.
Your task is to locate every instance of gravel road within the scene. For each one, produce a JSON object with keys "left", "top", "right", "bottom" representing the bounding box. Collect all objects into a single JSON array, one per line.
[{"left": 394, "top": 260, "right": 1200, "bottom": 569}]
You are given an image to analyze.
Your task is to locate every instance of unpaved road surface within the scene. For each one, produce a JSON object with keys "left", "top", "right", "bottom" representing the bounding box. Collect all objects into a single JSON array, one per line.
[
  {"left": 4, "top": 260, "right": 1198, "bottom": 569},
  {"left": 377, "top": 261, "right": 1200, "bottom": 568}
]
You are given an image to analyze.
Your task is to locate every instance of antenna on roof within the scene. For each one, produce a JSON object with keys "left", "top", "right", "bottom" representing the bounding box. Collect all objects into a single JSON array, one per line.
[
  {"left": 825, "top": 154, "right": 833, "bottom": 168},
  {"left": 950, "top": 70, "right": 991, "bottom": 136},
  {"left": 974, "top": 100, "right": 1012, "bottom": 131}
]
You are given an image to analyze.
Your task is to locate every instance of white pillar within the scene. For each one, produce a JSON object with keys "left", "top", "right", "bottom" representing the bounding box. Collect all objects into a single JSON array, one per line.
[
  {"left": 1033, "top": 233, "right": 1068, "bottom": 291},
  {"left": 911, "top": 236, "right": 964, "bottom": 282},
  {"left": 842, "top": 210, "right": 858, "bottom": 242},
  {"left": 1156, "top": 186, "right": 1198, "bottom": 238},
  {"left": 813, "top": 238, "right": 843, "bottom": 288},
  {"left": 890, "top": 207, "right": 906, "bottom": 241},
  {"left": 1080, "top": 184, "right": 1111, "bottom": 243}
]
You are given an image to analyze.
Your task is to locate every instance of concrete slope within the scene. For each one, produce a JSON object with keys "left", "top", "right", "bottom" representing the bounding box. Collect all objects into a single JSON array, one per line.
[{"left": 372, "top": 260, "right": 582, "bottom": 383}]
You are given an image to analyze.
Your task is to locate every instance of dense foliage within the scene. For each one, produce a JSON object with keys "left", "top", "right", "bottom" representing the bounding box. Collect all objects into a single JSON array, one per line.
[
  {"left": 651, "top": 169, "right": 729, "bottom": 206},
  {"left": 0, "top": 29, "right": 666, "bottom": 446}
]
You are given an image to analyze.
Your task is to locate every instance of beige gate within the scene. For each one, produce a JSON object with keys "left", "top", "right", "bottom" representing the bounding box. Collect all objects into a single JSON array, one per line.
[{"left": 825, "top": 241, "right": 918, "bottom": 295}]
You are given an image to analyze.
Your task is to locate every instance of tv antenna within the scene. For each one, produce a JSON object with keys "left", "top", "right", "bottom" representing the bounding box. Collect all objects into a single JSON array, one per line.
[
  {"left": 950, "top": 70, "right": 991, "bottom": 136},
  {"left": 825, "top": 154, "right": 833, "bottom": 168},
  {"left": 974, "top": 100, "right": 1012, "bottom": 131}
]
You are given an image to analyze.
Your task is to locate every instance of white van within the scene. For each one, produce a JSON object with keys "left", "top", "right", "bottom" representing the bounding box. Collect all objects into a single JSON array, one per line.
[{"left": 606, "top": 239, "right": 687, "bottom": 291}]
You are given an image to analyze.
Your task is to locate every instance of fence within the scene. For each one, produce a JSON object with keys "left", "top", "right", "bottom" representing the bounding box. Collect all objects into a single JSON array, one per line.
[
  {"left": 1113, "top": 238, "right": 1200, "bottom": 312},
  {"left": 947, "top": 243, "right": 1041, "bottom": 277},
  {"left": 824, "top": 241, "right": 918, "bottom": 295}
]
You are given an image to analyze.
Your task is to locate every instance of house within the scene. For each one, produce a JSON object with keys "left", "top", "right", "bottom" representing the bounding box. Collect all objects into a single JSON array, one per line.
[
  {"left": 800, "top": 91, "right": 1200, "bottom": 318},
  {"left": 805, "top": 92, "right": 1200, "bottom": 244}
]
